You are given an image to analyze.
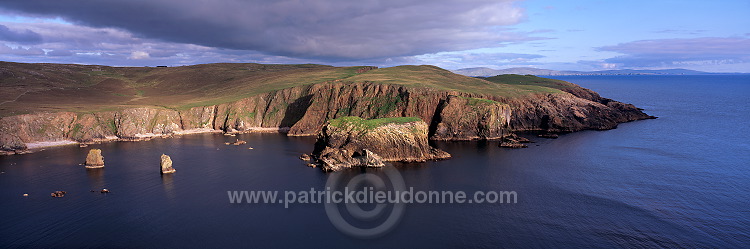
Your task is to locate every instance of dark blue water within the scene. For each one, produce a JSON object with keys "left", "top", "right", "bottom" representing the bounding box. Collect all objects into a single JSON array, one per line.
[{"left": 1, "top": 75, "right": 748, "bottom": 248}]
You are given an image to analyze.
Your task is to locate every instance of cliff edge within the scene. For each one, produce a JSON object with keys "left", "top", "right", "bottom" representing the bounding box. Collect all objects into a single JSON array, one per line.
[
  {"left": 0, "top": 63, "right": 655, "bottom": 155},
  {"left": 311, "top": 117, "right": 450, "bottom": 171}
]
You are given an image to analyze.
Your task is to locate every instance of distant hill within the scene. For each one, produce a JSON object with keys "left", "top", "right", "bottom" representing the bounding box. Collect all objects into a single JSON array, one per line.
[
  {"left": 454, "top": 67, "right": 562, "bottom": 76},
  {"left": 452, "top": 67, "right": 732, "bottom": 77}
]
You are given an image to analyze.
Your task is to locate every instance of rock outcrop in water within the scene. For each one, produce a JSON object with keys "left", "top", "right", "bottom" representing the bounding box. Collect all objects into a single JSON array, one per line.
[
  {"left": 310, "top": 117, "right": 450, "bottom": 171},
  {"left": 84, "top": 149, "right": 105, "bottom": 168},
  {"left": 160, "top": 154, "right": 176, "bottom": 174},
  {"left": 500, "top": 133, "right": 530, "bottom": 148}
]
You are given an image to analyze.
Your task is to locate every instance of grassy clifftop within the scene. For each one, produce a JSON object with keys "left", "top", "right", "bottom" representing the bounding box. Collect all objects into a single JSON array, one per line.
[
  {"left": 0, "top": 62, "right": 568, "bottom": 117},
  {"left": 482, "top": 74, "right": 579, "bottom": 91},
  {"left": 328, "top": 116, "right": 422, "bottom": 131},
  {"left": 347, "top": 65, "right": 563, "bottom": 96}
]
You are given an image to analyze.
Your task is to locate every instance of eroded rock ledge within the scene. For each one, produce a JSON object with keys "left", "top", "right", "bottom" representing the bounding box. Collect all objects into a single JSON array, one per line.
[{"left": 309, "top": 117, "right": 450, "bottom": 171}]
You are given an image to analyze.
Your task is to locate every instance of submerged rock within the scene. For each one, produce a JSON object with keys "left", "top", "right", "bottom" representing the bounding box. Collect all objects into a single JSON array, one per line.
[
  {"left": 538, "top": 133, "right": 559, "bottom": 139},
  {"left": 500, "top": 133, "right": 530, "bottom": 148},
  {"left": 225, "top": 139, "right": 247, "bottom": 145},
  {"left": 85, "top": 149, "right": 105, "bottom": 168},
  {"left": 160, "top": 154, "right": 176, "bottom": 174},
  {"left": 499, "top": 142, "right": 528, "bottom": 148},
  {"left": 311, "top": 117, "right": 450, "bottom": 171}
]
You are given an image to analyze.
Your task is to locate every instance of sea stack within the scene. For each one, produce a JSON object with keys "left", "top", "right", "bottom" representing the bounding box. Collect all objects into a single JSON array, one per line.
[
  {"left": 85, "top": 149, "right": 105, "bottom": 168},
  {"left": 310, "top": 116, "right": 450, "bottom": 171},
  {"left": 160, "top": 154, "right": 176, "bottom": 174}
]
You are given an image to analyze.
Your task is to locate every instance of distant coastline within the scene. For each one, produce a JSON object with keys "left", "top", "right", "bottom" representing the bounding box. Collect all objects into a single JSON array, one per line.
[{"left": 453, "top": 67, "right": 750, "bottom": 77}]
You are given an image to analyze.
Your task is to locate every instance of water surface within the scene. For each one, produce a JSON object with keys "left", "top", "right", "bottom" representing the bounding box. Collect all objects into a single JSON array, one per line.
[{"left": 1, "top": 75, "right": 748, "bottom": 247}]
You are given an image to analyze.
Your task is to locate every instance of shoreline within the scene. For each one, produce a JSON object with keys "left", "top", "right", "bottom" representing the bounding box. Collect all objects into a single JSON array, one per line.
[
  {"left": 26, "top": 140, "right": 80, "bottom": 149},
  {"left": 2, "top": 127, "right": 292, "bottom": 156}
]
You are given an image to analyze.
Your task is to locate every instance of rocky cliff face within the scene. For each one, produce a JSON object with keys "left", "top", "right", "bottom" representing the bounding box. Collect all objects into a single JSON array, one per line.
[
  {"left": 311, "top": 117, "right": 450, "bottom": 171},
  {"left": 502, "top": 91, "right": 653, "bottom": 132},
  {"left": 0, "top": 80, "right": 653, "bottom": 154},
  {"left": 431, "top": 95, "right": 511, "bottom": 140}
]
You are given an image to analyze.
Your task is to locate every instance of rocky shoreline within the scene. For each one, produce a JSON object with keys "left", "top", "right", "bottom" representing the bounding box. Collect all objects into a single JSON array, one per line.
[{"left": 0, "top": 78, "right": 655, "bottom": 156}]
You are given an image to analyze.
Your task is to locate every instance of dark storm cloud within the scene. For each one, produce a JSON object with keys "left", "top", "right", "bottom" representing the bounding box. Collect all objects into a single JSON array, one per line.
[
  {"left": 0, "top": 0, "right": 530, "bottom": 60},
  {"left": 598, "top": 37, "right": 750, "bottom": 67},
  {"left": 0, "top": 22, "right": 219, "bottom": 66},
  {"left": 0, "top": 24, "right": 42, "bottom": 43},
  {"left": 0, "top": 21, "right": 363, "bottom": 67}
]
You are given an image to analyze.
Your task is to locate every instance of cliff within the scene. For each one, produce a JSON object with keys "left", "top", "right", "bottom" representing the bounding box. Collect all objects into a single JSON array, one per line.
[
  {"left": 311, "top": 117, "right": 450, "bottom": 171},
  {"left": 483, "top": 74, "right": 655, "bottom": 132},
  {"left": 431, "top": 95, "right": 511, "bottom": 140},
  {"left": 0, "top": 63, "right": 655, "bottom": 154}
]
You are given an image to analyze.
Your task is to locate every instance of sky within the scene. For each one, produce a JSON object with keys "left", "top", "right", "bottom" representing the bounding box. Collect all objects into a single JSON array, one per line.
[{"left": 0, "top": 0, "right": 748, "bottom": 72}]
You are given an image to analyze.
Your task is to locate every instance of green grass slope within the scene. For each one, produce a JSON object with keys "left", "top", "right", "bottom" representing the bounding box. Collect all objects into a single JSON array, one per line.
[
  {"left": 482, "top": 74, "right": 578, "bottom": 92},
  {"left": 0, "top": 62, "right": 364, "bottom": 116},
  {"left": 0, "top": 62, "right": 570, "bottom": 117},
  {"left": 328, "top": 116, "right": 422, "bottom": 131},
  {"left": 348, "top": 65, "right": 563, "bottom": 96}
]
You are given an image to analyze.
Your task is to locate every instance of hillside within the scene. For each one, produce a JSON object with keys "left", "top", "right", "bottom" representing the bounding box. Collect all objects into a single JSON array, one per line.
[
  {"left": 0, "top": 62, "right": 369, "bottom": 117},
  {"left": 0, "top": 62, "right": 654, "bottom": 154},
  {"left": 0, "top": 62, "right": 570, "bottom": 117}
]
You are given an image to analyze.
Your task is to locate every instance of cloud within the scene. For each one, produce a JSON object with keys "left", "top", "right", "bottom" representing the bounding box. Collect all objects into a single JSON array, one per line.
[
  {"left": 128, "top": 51, "right": 150, "bottom": 60},
  {"left": 412, "top": 51, "right": 544, "bottom": 69},
  {"left": 0, "top": 20, "right": 361, "bottom": 67},
  {"left": 0, "top": 21, "right": 231, "bottom": 66},
  {"left": 0, "top": 24, "right": 42, "bottom": 43},
  {"left": 45, "top": 49, "right": 72, "bottom": 56},
  {"left": 0, "top": 0, "right": 535, "bottom": 60},
  {"left": 598, "top": 37, "right": 750, "bottom": 67},
  {"left": 653, "top": 29, "right": 707, "bottom": 35},
  {"left": 0, "top": 43, "right": 44, "bottom": 55}
]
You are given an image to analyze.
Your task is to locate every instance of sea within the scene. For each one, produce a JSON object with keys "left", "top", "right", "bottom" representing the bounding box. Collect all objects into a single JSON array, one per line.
[{"left": 1, "top": 75, "right": 748, "bottom": 248}]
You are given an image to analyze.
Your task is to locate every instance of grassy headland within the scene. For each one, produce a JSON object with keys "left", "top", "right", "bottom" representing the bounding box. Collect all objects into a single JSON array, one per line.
[{"left": 0, "top": 62, "right": 567, "bottom": 117}]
